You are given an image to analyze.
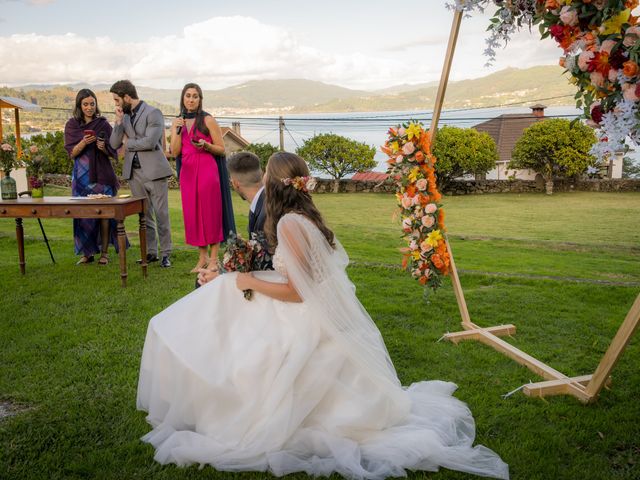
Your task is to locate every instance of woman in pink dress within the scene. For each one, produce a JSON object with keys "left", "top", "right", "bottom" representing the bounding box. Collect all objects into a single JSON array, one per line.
[{"left": 171, "top": 83, "right": 226, "bottom": 272}]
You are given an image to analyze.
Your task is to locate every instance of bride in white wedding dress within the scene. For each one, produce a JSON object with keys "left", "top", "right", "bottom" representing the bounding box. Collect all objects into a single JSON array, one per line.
[{"left": 137, "top": 152, "right": 509, "bottom": 480}]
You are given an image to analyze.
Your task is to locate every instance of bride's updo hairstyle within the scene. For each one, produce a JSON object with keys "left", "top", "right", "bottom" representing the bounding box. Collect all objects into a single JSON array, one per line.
[{"left": 264, "top": 151, "right": 335, "bottom": 249}]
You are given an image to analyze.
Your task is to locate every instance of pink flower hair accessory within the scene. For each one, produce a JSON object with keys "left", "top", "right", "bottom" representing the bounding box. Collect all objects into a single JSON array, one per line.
[{"left": 281, "top": 175, "right": 317, "bottom": 193}]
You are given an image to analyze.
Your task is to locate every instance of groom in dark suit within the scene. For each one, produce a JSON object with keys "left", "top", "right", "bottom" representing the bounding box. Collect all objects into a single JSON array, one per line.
[{"left": 197, "top": 151, "right": 271, "bottom": 287}]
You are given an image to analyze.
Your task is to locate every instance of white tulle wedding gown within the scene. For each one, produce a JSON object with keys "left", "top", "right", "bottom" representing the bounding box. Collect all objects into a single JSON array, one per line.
[{"left": 137, "top": 213, "right": 509, "bottom": 479}]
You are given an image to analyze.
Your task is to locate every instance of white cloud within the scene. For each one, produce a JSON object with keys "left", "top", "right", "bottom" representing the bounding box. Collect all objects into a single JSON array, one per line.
[{"left": 0, "top": 15, "right": 560, "bottom": 90}]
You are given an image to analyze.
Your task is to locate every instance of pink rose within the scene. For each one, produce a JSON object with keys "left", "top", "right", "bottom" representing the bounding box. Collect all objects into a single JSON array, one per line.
[
  {"left": 622, "top": 83, "right": 639, "bottom": 101},
  {"left": 402, "top": 218, "right": 412, "bottom": 232},
  {"left": 398, "top": 127, "right": 406, "bottom": 136},
  {"left": 578, "top": 51, "right": 594, "bottom": 72},
  {"left": 395, "top": 154, "right": 404, "bottom": 163},
  {"left": 421, "top": 215, "right": 435, "bottom": 228},
  {"left": 1, "top": 143, "right": 12, "bottom": 151},
  {"left": 608, "top": 68, "right": 619, "bottom": 83},
  {"left": 600, "top": 39, "right": 617, "bottom": 56},
  {"left": 416, "top": 178, "right": 428, "bottom": 191},
  {"left": 590, "top": 71, "right": 605, "bottom": 88},
  {"left": 412, "top": 195, "right": 421, "bottom": 206},
  {"left": 559, "top": 6, "right": 578, "bottom": 26},
  {"left": 409, "top": 240, "right": 418, "bottom": 251},
  {"left": 29, "top": 145, "right": 39, "bottom": 154},
  {"left": 425, "top": 203, "right": 437, "bottom": 214},
  {"left": 402, "top": 142, "right": 415, "bottom": 155},
  {"left": 420, "top": 240, "right": 433, "bottom": 252},
  {"left": 401, "top": 196, "right": 412, "bottom": 209}
]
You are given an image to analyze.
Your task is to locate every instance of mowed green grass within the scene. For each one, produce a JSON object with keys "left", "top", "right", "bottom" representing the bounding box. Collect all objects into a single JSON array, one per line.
[{"left": 1, "top": 188, "right": 639, "bottom": 480}]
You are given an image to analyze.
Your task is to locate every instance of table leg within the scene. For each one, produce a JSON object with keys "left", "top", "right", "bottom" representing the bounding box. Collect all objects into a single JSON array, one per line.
[
  {"left": 117, "top": 220, "right": 127, "bottom": 287},
  {"left": 16, "top": 218, "right": 25, "bottom": 274},
  {"left": 139, "top": 212, "right": 148, "bottom": 278}
]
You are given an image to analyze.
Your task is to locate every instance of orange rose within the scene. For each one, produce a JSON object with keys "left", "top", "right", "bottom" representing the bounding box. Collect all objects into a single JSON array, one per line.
[
  {"left": 419, "top": 276, "right": 428, "bottom": 286},
  {"left": 415, "top": 151, "right": 425, "bottom": 162},
  {"left": 438, "top": 209, "right": 446, "bottom": 226},
  {"left": 545, "top": 0, "right": 559, "bottom": 9},
  {"left": 431, "top": 254, "right": 444, "bottom": 270},
  {"left": 623, "top": 60, "right": 639, "bottom": 77},
  {"left": 626, "top": 0, "right": 639, "bottom": 10}
]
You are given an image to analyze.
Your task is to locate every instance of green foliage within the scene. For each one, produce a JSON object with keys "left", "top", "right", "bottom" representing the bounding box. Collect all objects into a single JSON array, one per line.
[
  {"left": 431, "top": 125, "right": 498, "bottom": 188},
  {"left": 24, "top": 131, "right": 71, "bottom": 175},
  {"left": 296, "top": 133, "right": 376, "bottom": 180},
  {"left": 244, "top": 142, "right": 279, "bottom": 171},
  {"left": 509, "top": 119, "right": 597, "bottom": 181},
  {"left": 623, "top": 156, "right": 640, "bottom": 179}
]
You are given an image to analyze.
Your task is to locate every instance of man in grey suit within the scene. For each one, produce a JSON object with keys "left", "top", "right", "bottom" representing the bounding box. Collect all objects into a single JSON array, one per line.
[{"left": 109, "top": 80, "right": 173, "bottom": 268}]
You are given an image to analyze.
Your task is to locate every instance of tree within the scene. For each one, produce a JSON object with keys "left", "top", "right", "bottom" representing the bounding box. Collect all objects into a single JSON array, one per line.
[
  {"left": 296, "top": 134, "right": 376, "bottom": 192},
  {"left": 244, "top": 142, "right": 279, "bottom": 171},
  {"left": 509, "top": 119, "right": 597, "bottom": 195},
  {"left": 431, "top": 126, "right": 498, "bottom": 189},
  {"left": 25, "top": 131, "right": 71, "bottom": 175},
  {"left": 622, "top": 156, "right": 640, "bottom": 179}
]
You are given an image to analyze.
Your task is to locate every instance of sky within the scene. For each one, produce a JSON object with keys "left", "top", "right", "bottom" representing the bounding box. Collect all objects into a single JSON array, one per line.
[{"left": 0, "top": 0, "right": 562, "bottom": 91}]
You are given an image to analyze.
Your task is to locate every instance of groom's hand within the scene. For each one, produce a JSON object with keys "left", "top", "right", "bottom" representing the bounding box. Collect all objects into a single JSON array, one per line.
[{"left": 197, "top": 268, "right": 219, "bottom": 286}]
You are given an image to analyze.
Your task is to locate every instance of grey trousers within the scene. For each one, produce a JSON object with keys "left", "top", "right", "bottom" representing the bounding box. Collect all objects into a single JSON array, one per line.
[{"left": 129, "top": 168, "right": 172, "bottom": 257}]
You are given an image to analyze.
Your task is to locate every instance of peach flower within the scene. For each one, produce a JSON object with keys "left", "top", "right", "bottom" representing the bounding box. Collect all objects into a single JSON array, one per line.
[
  {"left": 559, "top": 6, "right": 578, "bottom": 26},
  {"left": 421, "top": 215, "right": 435, "bottom": 228},
  {"left": 425, "top": 203, "right": 437, "bottom": 214},
  {"left": 416, "top": 178, "right": 428, "bottom": 191},
  {"left": 622, "top": 83, "right": 639, "bottom": 101},
  {"left": 578, "top": 51, "right": 595, "bottom": 71},
  {"left": 401, "top": 196, "right": 412, "bottom": 209},
  {"left": 608, "top": 68, "right": 619, "bottom": 83},
  {"left": 590, "top": 71, "right": 605, "bottom": 88},
  {"left": 420, "top": 240, "right": 433, "bottom": 252},
  {"left": 402, "top": 142, "right": 415, "bottom": 155},
  {"left": 600, "top": 39, "right": 617, "bottom": 55}
]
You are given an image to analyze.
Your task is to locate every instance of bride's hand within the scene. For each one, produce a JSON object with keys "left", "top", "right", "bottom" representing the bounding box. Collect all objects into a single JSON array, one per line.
[{"left": 236, "top": 272, "right": 254, "bottom": 291}]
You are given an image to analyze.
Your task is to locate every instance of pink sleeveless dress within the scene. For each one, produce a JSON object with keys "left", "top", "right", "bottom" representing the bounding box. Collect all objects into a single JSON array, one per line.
[{"left": 179, "top": 121, "right": 224, "bottom": 247}]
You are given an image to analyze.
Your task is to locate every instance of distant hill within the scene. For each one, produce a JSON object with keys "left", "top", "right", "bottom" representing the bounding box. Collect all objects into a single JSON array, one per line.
[
  {"left": 299, "top": 66, "right": 576, "bottom": 112},
  {"left": 1, "top": 66, "right": 578, "bottom": 133}
]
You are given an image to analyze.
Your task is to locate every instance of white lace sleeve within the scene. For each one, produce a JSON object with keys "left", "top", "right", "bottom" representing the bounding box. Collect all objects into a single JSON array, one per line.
[{"left": 276, "top": 213, "right": 406, "bottom": 399}]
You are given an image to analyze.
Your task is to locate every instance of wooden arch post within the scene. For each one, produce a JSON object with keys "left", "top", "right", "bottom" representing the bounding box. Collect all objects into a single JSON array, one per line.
[{"left": 430, "top": 9, "right": 639, "bottom": 404}]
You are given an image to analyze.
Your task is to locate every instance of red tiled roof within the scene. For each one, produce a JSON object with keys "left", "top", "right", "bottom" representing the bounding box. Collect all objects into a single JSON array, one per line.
[{"left": 351, "top": 172, "right": 389, "bottom": 182}]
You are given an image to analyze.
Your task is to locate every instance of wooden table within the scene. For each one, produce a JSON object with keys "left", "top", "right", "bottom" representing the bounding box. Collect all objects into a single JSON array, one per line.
[{"left": 0, "top": 196, "right": 148, "bottom": 287}]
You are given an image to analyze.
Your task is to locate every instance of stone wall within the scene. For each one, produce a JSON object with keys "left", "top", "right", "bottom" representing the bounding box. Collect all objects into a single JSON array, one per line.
[{"left": 44, "top": 174, "right": 640, "bottom": 195}]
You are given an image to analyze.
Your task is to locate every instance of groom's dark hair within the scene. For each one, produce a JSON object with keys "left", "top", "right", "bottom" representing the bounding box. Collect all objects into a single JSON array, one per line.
[
  {"left": 227, "top": 151, "right": 263, "bottom": 186},
  {"left": 110, "top": 80, "right": 138, "bottom": 100}
]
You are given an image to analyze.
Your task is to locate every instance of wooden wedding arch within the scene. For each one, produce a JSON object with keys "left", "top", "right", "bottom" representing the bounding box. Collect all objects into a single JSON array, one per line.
[{"left": 430, "top": 10, "right": 640, "bottom": 404}]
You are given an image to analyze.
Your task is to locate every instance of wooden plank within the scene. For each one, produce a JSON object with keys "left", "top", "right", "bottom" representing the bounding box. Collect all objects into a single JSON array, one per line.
[
  {"left": 14, "top": 108, "right": 21, "bottom": 157},
  {"left": 446, "top": 238, "right": 473, "bottom": 326},
  {"left": 585, "top": 293, "right": 640, "bottom": 398},
  {"left": 475, "top": 330, "right": 567, "bottom": 381},
  {"left": 430, "top": 9, "right": 463, "bottom": 139},
  {"left": 444, "top": 324, "right": 516, "bottom": 343}
]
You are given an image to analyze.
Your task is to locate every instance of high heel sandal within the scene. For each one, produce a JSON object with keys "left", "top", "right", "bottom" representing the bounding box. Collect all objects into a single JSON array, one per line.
[{"left": 190, "top": 259, "right": 210, "bottom": 274}]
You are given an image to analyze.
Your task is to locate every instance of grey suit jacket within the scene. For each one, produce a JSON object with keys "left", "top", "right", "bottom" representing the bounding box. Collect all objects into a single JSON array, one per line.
[{"left": 109, "top": 101, "right": 173, "bottom": 181}]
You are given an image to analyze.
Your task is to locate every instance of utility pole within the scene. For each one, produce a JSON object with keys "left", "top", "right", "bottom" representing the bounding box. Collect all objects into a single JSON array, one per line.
[{"left": 279, "top": 116, "right": 285, "bottom": 151}]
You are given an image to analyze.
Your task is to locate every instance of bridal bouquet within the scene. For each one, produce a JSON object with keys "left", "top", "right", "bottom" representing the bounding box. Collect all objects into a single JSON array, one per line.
[{"left": 220, "top": 231, "right": 272, "bottom": 300}]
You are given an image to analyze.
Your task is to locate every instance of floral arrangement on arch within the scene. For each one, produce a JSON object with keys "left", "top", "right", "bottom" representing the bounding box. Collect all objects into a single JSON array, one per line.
[
  {"left": 382, "top": 122, "right": 450, "bottom": 293},
  {"left": 447, "top": 0, "right": 640, "bottom": 159}
]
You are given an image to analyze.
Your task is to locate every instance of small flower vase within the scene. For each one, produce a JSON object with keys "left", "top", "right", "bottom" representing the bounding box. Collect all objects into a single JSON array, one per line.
[
  {"left": 1, "top": 172, "right": 17, "bottom": 200},
  {"left": 29, "top": 175, "right": 44, "bottom": 198}
]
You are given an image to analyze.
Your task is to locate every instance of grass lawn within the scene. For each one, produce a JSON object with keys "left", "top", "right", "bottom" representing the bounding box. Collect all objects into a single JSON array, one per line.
[{"left": 1, "top": 188, "right": 639, "bottom": 479}]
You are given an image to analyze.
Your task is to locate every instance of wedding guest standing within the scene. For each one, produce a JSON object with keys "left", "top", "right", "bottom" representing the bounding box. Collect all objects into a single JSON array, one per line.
[
  {"left": 109, "top": 80, "right": 173, "bottom": 268},
  {"left": 64, "top": 89, "right": 121, "bottom": 265},
  {"left": 171, "top": 83, "right": 229, "bottom": 273}
]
